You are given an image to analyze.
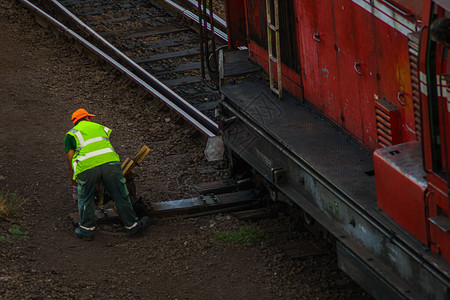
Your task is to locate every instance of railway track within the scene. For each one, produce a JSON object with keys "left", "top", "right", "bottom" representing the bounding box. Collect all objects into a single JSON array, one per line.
[
  {"left": 63, "top": 0, "right": 220, "bottom": 99},
  {"left": 2, "top": 3, "right": 376, "bottom": 296},
  {"left": 21, "top": 0, "right": 265, "bottom": 225},
  {"left": 21, "top": 0, "right": 224, "bottom": 138}
]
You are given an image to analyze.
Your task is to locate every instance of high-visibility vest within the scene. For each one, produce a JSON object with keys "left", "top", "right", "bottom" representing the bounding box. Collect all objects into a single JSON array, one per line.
[{"left": 66, "top": 121, "right": 119, "bottom": 179}]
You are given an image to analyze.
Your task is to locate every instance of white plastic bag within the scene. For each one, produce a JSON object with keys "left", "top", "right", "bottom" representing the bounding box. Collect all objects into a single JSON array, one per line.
[{"left": 204, "top": 135, "right": 225, "bottom": 162}]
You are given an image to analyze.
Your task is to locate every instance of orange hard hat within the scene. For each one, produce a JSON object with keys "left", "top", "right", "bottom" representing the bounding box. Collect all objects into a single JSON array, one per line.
[{"left": 71, "top": 108, "right": 95, "bottom": 124}]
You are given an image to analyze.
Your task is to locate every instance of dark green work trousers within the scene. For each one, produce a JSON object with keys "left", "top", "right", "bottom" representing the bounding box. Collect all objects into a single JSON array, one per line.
[{"left": 76, "top": 162, "right": 141, "bottom": 236}]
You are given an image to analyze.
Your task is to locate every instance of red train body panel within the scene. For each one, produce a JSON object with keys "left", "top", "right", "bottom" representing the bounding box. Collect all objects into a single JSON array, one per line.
[
  {"left": 373, "top": 141, "right": 428, "bottom": 244},
  {"left": 222, "top": 0, "right": 450, "bottom": 295},
  {"left": 243, "top": 0, "right": 421, "bottom": 150}
]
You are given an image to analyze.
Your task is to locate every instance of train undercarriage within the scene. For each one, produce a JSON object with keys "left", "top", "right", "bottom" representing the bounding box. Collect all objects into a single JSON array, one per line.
[{"left": 218, "top": 70, "right": 450, "bottom": 299}]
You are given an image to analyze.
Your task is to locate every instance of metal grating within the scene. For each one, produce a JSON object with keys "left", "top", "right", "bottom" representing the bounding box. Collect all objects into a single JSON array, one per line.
[
  {"left": 408, "top": 32, "right": 422, "bottom": 141},
  {"left": 375, "top": 99, "right": 400, "bottom": 148}
]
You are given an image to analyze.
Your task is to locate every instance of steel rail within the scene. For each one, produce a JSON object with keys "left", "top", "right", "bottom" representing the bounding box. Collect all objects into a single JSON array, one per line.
[
  {"left": 162, "top": 0, "right": 228, "bottom": 41},
  {"left": 20, "top": 0, "right": 217, "bottom": 138},
  {"left": 163, "top": 0, "right": 247, "bottom": 51},
  {"left": 185, "top": 0, "right": 227, "bottom": 28},
  {"left": 44, "top": 0, "right": 219, "bottom": 137}
]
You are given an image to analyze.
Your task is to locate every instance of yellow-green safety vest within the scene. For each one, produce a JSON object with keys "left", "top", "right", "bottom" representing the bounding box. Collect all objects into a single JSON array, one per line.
[{"left": 66, "top": 121, "right": 120, "bottom": 179}]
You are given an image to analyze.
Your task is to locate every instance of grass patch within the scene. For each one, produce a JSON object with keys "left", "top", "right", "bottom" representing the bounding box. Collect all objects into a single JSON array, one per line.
[
  {"left": 0, "top": 188, "right": 27, "bottom": 221},
  {"left": 8, "top": 224, "right": 28, "bottom": 239},
  {"left": 0, "top": 224, "right": 29, "bottom": 243},
  {"left": 214, "top": 225, "right": 274, "bottom": 245}
]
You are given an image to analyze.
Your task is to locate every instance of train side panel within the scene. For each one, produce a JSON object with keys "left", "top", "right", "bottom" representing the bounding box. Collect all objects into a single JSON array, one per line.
[
  {"left": 419, "top": 5, "right": 450, "bottom": 261},
  {"left": 351, "top": 3, "right": 379, "bottom": 148},
  {"left": 333, "top": 0, "right": 364, "bottom": 141},
  {"left": 222, "top": 0, "right": 450, "bottom": 297},
  {"left": 295, "top": 0, "right": 321, "bottom": 106},
  {"left": 225, "top": 0, "right": 246, "bottom": 48},
  {"left": 244, "top": 0, "right": 304, "bottom": 99},
  {"left": 242, "top": 0, "right": 419, "bottom": 150}
]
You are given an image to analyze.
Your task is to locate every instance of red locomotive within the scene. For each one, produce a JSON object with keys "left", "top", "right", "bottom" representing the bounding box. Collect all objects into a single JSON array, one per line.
[{"left": 219, "top": 0, "right": 450, "bottom": 298}]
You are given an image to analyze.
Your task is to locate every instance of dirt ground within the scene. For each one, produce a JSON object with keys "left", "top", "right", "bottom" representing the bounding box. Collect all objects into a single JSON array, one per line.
[{"left": 0, "top": 2, "right": 370, "bottom": 299}]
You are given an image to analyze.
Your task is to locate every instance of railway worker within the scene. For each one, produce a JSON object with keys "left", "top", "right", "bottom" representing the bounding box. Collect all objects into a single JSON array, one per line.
[{"left": 65, "top": 108, "right": 149, "bottom": 240}]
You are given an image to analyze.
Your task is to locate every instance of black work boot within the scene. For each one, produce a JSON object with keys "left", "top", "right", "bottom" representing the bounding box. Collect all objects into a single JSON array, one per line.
[
  {"left": 130, "top": 216, "right": 150, "bottom": 237},
  {"left": 74, "top": 227, "right": 94, "bottom": 241},
  {"left": 140, "top": 216, "right": 150, "bottom": 231}
]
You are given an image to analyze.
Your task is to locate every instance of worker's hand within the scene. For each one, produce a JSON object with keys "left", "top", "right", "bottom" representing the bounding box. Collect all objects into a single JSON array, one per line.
[{"left": 72, "top": 185, "right": 78, "bottom": 206}]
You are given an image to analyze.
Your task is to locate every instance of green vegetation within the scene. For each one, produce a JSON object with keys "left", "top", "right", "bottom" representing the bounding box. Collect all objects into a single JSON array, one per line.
[
  {"left": 214, "top": 225, "right": 274, "bottom": 245},
  {"left": 0, "top": 189, "right": 28, "bottom": 243},
  {"left": 8, "top": 224, "right": 28, "bottom": 239},
  {"left": 0, "top": 224, "right": 29, "bottom": 242},
  {"left": 0, "top": 188, "right": 27, "bottom": 221}
]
